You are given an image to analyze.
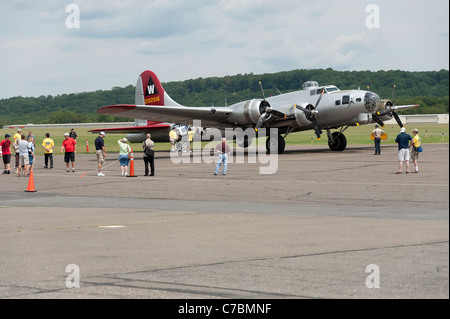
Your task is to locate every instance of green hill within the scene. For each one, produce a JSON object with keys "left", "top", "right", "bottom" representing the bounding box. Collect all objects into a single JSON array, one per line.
[{"left": 1, "top": 68, "right": 448, "bottom": 128}]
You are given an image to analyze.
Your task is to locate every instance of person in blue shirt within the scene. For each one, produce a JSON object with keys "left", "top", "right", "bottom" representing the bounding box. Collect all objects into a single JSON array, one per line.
[
  {"left": 395, "top": 127, "right": 413, "bottom": 174},
  {"left": 95, "top": 132, "right": 106, "bottom": 176}
]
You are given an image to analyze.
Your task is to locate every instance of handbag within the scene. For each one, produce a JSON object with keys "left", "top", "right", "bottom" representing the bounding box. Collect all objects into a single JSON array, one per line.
[{"left": 144, "top": 147, "right": 154, "bottom": 157}]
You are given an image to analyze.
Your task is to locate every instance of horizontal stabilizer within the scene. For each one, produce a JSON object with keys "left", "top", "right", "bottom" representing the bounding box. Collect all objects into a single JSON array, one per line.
[
  {"left": 89, "top": 123, "right": 170, "bottom": 134},
  {"left": 97, "top": 104, "right": 233, "bottom": 127}
]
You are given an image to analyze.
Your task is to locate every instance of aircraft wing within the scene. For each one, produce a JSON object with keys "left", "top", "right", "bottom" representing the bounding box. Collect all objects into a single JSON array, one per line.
[
  {"left": 391, "top": 104, "right": 420, "bottom": 112},
  {"left": 97, "top": 104, "right": 234, "bottom": 127}
]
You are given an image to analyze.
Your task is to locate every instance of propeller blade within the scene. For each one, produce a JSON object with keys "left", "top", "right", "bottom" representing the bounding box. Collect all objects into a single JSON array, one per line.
[
  {"left": 373, "top": 117, "right": 385, "bottom": 127},
  {"left": 312, "top": 118, "right": 321, "bottom": 140},
  {"left": 376, "top": 109, "right": 391, "bottom": 117},
  {"left": 392, "top": 111, "right": 403, "bottom": 128},
  {"left": 315, "top": 89, "right": 324, "bottom": 108},
  {"left": 255, "top": 113, "right": 267, "bottom": 131},
  {"left": 294, "top": 104, "right": 305, "bottom": 112},
  {"left": 259, "top": 81, "right": 267, "bottom": 101},
  {"left": 294, "top": 104, "right": 315, "bottom": 116}
]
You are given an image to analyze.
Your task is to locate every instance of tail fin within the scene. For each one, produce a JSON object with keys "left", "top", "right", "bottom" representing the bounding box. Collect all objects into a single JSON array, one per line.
[{"left": 135, "top": 70, "right": 180, "bottom": 107}]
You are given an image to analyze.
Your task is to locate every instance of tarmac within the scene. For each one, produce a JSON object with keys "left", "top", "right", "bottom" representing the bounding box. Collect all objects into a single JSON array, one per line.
[{"left": 0, "top": 143, "right": 448, "bottom": 299}]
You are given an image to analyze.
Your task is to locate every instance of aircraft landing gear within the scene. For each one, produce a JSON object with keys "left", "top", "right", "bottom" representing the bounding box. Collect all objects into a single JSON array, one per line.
[
  {"left": 327, "top": 130, "right": 347, "bottom": 151},
  {"left": 266, "top": 134, "right": 286, "bottom": 154},
  {"left": 236, "top": 134, "right": 252, "bottom": 148}
]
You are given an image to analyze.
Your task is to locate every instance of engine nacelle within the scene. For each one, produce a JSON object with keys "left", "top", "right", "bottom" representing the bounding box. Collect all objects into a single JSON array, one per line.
[
  {"left": 293, "top": 103, "right": 315, "bottom": 127},
  {"left": 229, "top": 99, "right": 269, "bottom": 126},
  {"left": 126, "top": 133, "right": 147, "bottom": 143},
  {"left": 376, "top": 99, "right": 393, "bottom": 113}
]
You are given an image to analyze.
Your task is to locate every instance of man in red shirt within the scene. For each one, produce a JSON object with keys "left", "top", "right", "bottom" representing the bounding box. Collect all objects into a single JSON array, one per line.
[
  {"left": 61, "top": 132, "right": 77, "bottom": 172},
  {"left": 0, "top": 134, "right": 12, "bottom": 174}
]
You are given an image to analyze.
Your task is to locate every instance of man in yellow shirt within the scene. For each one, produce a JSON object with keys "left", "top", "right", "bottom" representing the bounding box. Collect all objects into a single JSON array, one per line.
[
  {"left": 410, "top": 129, "right": 421, "bottom": 173},
  {"left": 42, "top": 132, "right": 54, "bottom": 169},
  {"left": 169, "top": 127, "right": 178, "bottom": 152}
]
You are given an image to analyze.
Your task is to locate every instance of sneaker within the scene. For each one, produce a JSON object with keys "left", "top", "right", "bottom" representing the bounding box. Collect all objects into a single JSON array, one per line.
[
  {"left": 72, "top": 169, "right": 75, "bottom": 173},
  {"left": 98, "top": 172, "right": 105, "bottom": 176}
]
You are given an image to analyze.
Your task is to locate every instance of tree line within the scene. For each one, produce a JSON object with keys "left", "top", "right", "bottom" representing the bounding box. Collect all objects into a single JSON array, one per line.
[{"left": 1, "top": 68, "right": 448, "bottom": 127}]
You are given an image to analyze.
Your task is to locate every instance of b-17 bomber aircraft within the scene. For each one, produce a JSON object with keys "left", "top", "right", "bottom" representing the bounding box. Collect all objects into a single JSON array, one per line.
[{"left": 92, "top": 70, "right": 419, "bottom": 154}]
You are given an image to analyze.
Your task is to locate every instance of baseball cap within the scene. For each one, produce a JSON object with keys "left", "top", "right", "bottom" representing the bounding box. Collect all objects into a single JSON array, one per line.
[
  {"left": 122, "top": 137, "right": 127, "bottom": 142},
  {"left": 412, "top": 128, "right": 419, "bottom": 133},
  {"left": 64, "top": 132, "right": 69, "bottom": 136},
  {"left": 100, "top": 131, "right": 106, "bottom": 136},
  {"left": 400, "top": 127, "right": 406, "bottom": 133},
  {"left": 5, "top": 134, "right": 11, "bottom": 138}
]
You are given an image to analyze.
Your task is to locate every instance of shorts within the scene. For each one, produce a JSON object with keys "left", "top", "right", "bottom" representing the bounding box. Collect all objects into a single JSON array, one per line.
[
  {"left": 96, "top": 149, "right": 105, "bottom": 164},
  {"left": 64, "top": 152, "right": 75, "bottom": 163},
  {"left": 410, "top": 147, "right": 419, "bottom": 160},
  {"left": 2, "top": 154, "right": 11, "bottom": 165},
  {"left": 19, "top": 154, "right": 29, "bottom": 166},
  {"left": 118, "top": 154, "right": 129, "bottom": 166},
  {"left": 398, "top": 148, "right": 410, "bottom": 162}
]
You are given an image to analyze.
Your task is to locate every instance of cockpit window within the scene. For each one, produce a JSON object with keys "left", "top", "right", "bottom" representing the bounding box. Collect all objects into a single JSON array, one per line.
[{"left": 325, "top": 87, "right": 339, "bottom": 93}]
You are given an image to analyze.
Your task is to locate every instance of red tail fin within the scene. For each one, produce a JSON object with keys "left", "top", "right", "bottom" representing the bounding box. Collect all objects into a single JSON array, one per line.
[
  {"left": 135, "top": 70, "right": 181, "bottom": 107},
  {"left": 139, "top": 70, "right": 165, "bottom": 106}
]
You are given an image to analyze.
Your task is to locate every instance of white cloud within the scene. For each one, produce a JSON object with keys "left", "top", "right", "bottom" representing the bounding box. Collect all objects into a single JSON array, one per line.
[{"left": 0, "top": 0, "right": 448, "bottom": 99}]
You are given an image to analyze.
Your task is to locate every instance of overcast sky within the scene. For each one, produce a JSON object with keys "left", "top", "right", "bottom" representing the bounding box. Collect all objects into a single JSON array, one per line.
[{"left": 0, "top": 0, "right": 448, "bottom": 99}]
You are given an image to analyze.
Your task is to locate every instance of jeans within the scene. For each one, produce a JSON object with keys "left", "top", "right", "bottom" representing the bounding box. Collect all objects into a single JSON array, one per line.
[
  {"left": 215, "top": 153, "right": 228, "bottom": 175},
  {"left": 374, "top": 138, "right": 381, "bottom": 154}
]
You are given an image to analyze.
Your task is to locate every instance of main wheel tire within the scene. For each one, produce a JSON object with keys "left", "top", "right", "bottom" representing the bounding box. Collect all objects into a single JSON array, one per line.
[
  {"left": 266, "top": 134, "right": 286, "bottom": 154},
  {"left": 328, "top": 132, "right": 347, "bottom": 151}
]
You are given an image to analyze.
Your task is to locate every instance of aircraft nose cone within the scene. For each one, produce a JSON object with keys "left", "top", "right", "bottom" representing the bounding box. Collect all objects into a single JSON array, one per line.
[{"left": 364, "top": 92, "right": 380, "bottom": 112}]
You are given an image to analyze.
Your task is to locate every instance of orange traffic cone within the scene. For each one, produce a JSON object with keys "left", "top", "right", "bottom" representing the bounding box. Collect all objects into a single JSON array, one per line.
[
  {"left": 25, "top": 168, "right": 37, "bottom": 192},
  {"left": 127, "top": 148, "right": 137, "bottom": 177},
  {"left": 86, "top": 139, "right": 89, "bottom": 153}
]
